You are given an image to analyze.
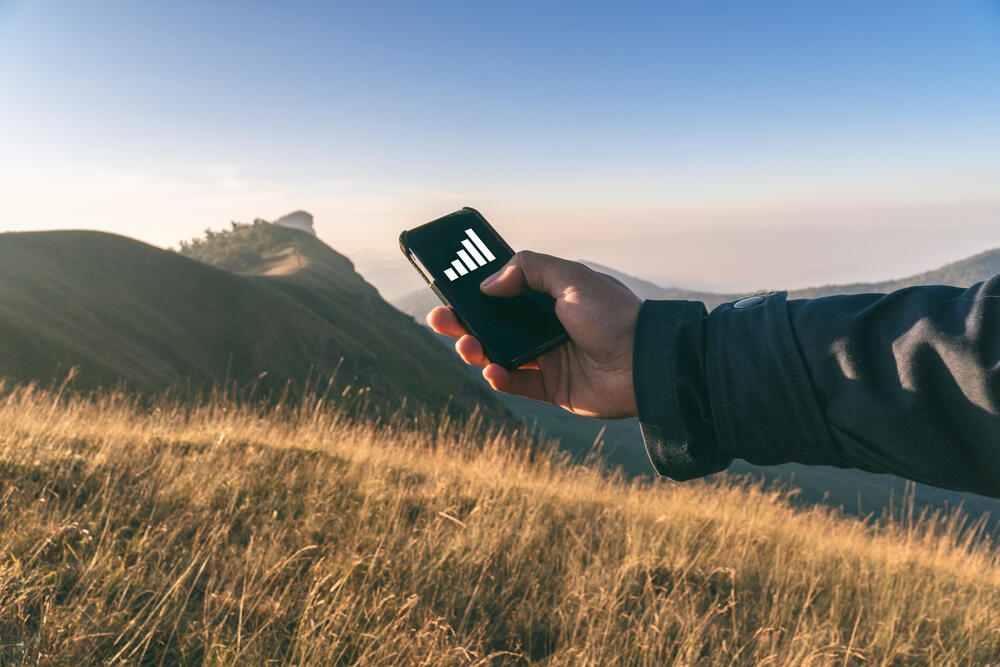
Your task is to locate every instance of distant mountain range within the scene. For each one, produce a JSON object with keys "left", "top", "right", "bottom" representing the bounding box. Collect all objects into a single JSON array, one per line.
[
  {"left": 393, "top": 246, "right": 1000, "bottom": 521},
  {"left": 0, "top": 220, "right": 503, "bottom": 420},
  {"left": 579, "top": 247, "right": 1000, "bottom": 309}
]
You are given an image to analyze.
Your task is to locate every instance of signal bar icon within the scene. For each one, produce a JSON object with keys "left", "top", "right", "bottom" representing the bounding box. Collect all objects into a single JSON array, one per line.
[{"left": 443, "top": 228, "right": 496, "bottom": 281}]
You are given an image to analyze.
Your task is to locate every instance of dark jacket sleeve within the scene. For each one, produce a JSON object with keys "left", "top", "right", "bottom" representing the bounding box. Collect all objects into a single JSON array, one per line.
[{"left": 633, "top": 275, "right": 1000, "bottom": 498}]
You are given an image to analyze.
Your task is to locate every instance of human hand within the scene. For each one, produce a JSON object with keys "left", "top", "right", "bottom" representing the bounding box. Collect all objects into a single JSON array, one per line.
[{"left": 427, "top": 251, "right": 642, "bottom": 419}]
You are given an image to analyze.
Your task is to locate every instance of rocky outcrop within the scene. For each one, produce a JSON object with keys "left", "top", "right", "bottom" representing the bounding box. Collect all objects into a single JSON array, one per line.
[{"left": 274, "top": 210, "right": 316, "bottom": 236}]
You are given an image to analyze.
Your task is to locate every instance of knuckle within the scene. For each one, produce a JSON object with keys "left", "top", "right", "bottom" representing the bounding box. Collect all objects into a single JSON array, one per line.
[
  {"left": 512, "top": 249, "right": 536, "bottom": 266},
  {"left": 565, "top": 259, "right": 591, "bottom": 280},
  {"left": 514, "top": 249, "right": 553, "bottom": 276}
]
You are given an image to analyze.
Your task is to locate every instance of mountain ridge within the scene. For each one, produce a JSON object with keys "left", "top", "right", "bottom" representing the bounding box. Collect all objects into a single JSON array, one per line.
[
  {"left": 581, "top": 246, "right": 1000, "bottom": 309},
  {"left": 0, "top": 223, "right": 505, "bottom": 421},
  {"left": 396, "top": 247, "right": 1000, "bottom": 322}
]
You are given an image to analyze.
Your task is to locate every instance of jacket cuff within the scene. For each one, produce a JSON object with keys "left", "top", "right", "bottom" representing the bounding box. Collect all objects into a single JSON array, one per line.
[
  {"left": 705, "top": 292, "right": 837, "bottom": 467},
  {"left": 633, "top": 299, "right": 731, "bottom": 480}
]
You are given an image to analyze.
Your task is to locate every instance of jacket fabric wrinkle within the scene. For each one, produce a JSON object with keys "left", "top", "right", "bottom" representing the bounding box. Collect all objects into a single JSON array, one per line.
[{"left": 633, "top": 274, "right": 1000, "bottom": 498}]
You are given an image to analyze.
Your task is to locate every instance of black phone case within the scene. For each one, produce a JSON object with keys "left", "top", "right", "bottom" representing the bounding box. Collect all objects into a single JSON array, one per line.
[{"left": 400, "top": 207, "right": 569, "bottom": 370}]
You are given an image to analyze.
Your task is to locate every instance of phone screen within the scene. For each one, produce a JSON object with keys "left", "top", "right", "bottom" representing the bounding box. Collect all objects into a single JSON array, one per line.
[{"left": 401, "top": 208, "right": 568, "bottom": 369}]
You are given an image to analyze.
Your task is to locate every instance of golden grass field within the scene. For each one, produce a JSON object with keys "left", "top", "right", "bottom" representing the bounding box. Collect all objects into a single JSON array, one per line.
[{"left": 1, "top": 382, "right": 998, "bottom": 665}]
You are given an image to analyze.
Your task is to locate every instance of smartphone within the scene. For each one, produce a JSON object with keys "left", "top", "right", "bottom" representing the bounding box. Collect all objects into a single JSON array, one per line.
[{"left": 400, "top": 207, "right": 569, "bottom": 370}]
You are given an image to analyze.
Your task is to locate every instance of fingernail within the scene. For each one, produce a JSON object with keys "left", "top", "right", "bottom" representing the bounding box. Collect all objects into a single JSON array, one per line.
[{"left": 480, "top": 271, "right": 500, "bottom": 289}]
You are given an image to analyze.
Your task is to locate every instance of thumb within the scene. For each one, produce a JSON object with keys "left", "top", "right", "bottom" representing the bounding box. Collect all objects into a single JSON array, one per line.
[{"left": 480, "top": 250, "right": 586, "bottom": 299}]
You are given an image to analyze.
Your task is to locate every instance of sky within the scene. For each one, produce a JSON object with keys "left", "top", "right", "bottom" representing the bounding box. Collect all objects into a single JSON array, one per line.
[{"left": 1, "top": 0, "right": 999, "bottom": 295}]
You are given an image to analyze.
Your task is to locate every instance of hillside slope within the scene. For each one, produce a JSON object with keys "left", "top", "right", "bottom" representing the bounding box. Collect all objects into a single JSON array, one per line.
[
  {"left": 0, "top": 227, "right": 502, "bottom": 418},
  {"left": 393, "top": 248, "right": 1000, "bottom": 518},
  {"left": 179, "top": 221, "right": 504, "bottom": 416},
  {"left": 2, "top": 385, "right": 997, "bottom": 663}
]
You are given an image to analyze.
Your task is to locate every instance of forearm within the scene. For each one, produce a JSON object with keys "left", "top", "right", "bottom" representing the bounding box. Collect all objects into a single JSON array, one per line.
[{"left": 634, "top": 277, "right": 1000, "bottom": 497}]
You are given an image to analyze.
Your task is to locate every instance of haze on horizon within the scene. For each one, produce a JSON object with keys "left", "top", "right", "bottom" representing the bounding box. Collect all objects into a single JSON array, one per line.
[{"left": 1, "top": 1, "right": 998, "bottom": 294}]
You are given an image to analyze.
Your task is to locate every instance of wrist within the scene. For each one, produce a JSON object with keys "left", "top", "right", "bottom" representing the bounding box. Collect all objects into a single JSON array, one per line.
[{"left": 633, "top": 299, "right": 730, "bottom": 480}]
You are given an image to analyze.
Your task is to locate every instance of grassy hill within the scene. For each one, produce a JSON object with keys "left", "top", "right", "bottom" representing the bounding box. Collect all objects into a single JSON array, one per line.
[
  {"left": 0, "top": 226, "right": 502, "bottom": 419},
  {"left": 1, "top": 384, "right": 997, "bottom": 663},
  {"left": 393, "top": 248, "right": 1000, "bottom": 521},
  {"left": 179, "top": 219, "right": 504, "bottom": 417}
]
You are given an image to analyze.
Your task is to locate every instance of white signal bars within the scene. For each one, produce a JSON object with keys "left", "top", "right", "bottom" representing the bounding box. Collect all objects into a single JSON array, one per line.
[{"left": 443, "top": 228, "right": 496, "bottom": 281}]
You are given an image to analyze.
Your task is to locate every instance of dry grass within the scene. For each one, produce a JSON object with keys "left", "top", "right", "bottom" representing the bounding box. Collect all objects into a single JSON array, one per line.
[{"left": 0, "top": 382, "right": 998, "bottom": 665}]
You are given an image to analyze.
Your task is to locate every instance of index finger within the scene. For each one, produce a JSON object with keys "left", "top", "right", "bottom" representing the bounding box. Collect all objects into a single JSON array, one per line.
[{"left": 426, "top": 306, "right": 468, "bottom": 338}]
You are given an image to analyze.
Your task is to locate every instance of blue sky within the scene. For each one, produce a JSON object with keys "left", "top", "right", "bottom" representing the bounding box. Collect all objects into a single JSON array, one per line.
[{"left": 1, "top": 1, "right": 999, "bottom": 293}]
